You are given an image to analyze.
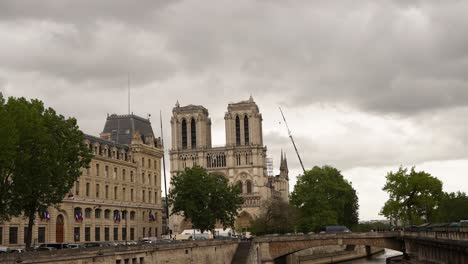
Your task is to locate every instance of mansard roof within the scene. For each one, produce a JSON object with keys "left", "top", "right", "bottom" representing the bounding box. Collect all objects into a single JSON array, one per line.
[
  {"left": 102, "top": 114, "right": 155, "bottom": 145},
  {"left": 84, "top": 134, "right": 129, "bottom": 151}
]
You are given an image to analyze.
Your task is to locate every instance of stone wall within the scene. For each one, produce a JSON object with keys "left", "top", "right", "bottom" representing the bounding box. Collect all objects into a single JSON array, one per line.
[{"left": 0, "top": 240, "right": 238, "bottom": 264}]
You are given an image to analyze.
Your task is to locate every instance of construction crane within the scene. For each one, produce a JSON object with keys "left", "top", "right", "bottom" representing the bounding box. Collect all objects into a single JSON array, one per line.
[{"left": 279, "top": 107, "right": 306, "bottom": 174}]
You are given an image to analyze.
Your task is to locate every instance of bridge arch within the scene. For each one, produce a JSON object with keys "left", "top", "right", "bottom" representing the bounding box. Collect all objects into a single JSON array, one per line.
[{"left": 254, "top": 233, "right": 404, "bottom": 263}]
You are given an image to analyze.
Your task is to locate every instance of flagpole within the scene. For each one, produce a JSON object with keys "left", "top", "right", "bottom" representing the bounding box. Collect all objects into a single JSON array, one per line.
[{"left": 160, "top": 110, "right": 171, "bottom": 238}]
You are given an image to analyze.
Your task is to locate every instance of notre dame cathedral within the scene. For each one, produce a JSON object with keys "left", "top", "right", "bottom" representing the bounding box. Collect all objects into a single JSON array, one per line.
[{"left": 169, "top": 96, "right": 289, "bottom": 233}]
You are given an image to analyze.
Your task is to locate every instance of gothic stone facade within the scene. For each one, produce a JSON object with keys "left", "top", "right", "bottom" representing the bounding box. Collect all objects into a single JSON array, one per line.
[
  {"left": 0, "top": 114, "right": 163, "bottom": 247},
  {"left": 169, "top": 97, "right": 289, "bottom": 233}
]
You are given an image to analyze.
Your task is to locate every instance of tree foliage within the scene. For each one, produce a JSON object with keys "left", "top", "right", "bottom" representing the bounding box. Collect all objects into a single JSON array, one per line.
[
  {"left": 433, "top": 191, "right": 468, "bottom": 222},
  {"left": 0, "top": 96, "right": 92, "bottom": 248},
  {"left": 250, "top": 199, "right": 298, "bottom": 236},
  {"left": 380, "top": 167, "right": 443, "bottom": 226},
  {"left": 290, "top": 166, "right": 359, "bottom": 233},
  {"left": 168, "top": 166, "right": 244, "bottom": 233}
]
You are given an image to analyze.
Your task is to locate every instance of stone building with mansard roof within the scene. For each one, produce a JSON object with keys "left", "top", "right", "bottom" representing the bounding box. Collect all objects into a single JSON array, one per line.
[
  {"left": 169, "top": 97, "right": 289, "bottom": 234},
  {"left": 0, "top": 114, "right": 163, "bottom": 247}
]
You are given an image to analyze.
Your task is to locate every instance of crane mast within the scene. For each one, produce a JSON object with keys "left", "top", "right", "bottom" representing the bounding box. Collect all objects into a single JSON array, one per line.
[{"left": 279, "top": 107, "right": 306, "bottom": 174}]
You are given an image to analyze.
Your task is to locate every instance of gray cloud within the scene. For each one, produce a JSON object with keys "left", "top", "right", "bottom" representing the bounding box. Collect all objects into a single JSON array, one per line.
[
  {"left": 2, "top": 0, "right": 468, "bottom": 189},
  {"left": 2, "top": 0, "right": 468, "bottom": 114}
]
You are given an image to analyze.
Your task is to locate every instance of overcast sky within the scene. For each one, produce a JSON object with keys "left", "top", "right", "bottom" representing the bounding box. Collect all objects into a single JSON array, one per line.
[{"left": 1, "top": 0, "right": 467, "bottom": 220}]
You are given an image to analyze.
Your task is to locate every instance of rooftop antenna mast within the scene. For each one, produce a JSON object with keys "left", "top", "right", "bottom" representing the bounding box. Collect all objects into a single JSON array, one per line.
[
  {"left": 279, "top": 107, "right": 306, "bottom": 174},
  {"left": 160, "top": 110, "right": 171, "bottom": 238}
]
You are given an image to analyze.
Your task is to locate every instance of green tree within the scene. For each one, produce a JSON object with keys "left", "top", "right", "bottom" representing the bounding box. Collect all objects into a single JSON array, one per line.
[
  {"left": 433, "top": 192, "right": 468, "bottom": 222},
  {"left": 250, "top": 199, "right": 298, "bottom": 236},
  {"left": 0, "top": 96, "right": 92, "bottom": 248},
  {"left": 290, "top": 166, "right": 359, "bottom": 233},
  {"left": 168, "top": 166, "right": 244, "bottom": 233},
  {"left": 0, "top": 94, "right": 18, "bottom": 221},
  {"left": 380, "top": 167, "right": 443, "bottom": 226}
]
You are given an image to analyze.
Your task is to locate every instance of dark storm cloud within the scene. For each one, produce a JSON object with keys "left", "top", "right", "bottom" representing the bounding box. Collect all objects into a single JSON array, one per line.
[{"left": 2, "top": 0, "right": 468, "bottom": 114}]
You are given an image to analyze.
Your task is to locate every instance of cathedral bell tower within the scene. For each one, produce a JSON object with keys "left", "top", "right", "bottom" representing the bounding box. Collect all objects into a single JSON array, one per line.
[
  {"left": 224, "top": 96, "right": 263, "bottom": 147},
  {"left": 170, "top": 101, "right": 212, "bottom": 151}
]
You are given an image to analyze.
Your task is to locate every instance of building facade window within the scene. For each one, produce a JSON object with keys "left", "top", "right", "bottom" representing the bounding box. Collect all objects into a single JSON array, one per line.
[
  {"left": 75, "top": 181, "right": 80, "bottom": 195},
  {"left": 114, "top": 186, "right": 118, "bottom": 200},
  {"left": 246, "top": 180, "right": 252, "bottom": 193},
  {"left": 142, "top": 190, "right": 146, "bottom": 202},
  {"left": 104, "top": 209, "right": 111, "bottom": 219},
  {"left": 131, "top": 189, "right": 134, "bottom": 201},
  {"left": 96, "top": 184, "right": 100, "bottom": 198},
  {"left": 85, "top": 208, "right": 92, "bottom": 219},
  {"left": 130, "top": 211, "right": 136, "bottom": 220},
  {"left": 122, "top": 169, "right": 126, "bottom": 181},
  {"left": 237, "top": 181, "right": 243, "bottom": 193},
  {"left": 235, "top": 116, "right": 241, "bottom": 146},
  {"left": 181, "top": 119, "right": 188, "bottom": 149},
  {"left": 142, "top": 172, "right": 145, "bottom": 183},
  {"left": 96, "top": 164, "right": 100, "bottom": 176},
  {"left": 105, "top": 165, "right": 109, "bottom": 177},
  {"left": 95, "top": 227, "right": 101, "bottom": 241},
  {"left": 95, "top": 209, "right": 102, "bottom": 219},
  {"left": 122, "top": 228, "right": 127, "bottom": 241},
  {"left": 114, "top": 167, "right": 118, "bottom": 179},
  {"left": 105, "top": 185, "right": 109, "bottom": 199},
  {"left": 191, "top": 118, "right": 196, "bottom": 148},
  {"left": 74, "top": 227, "right": 80, "bottom": 242},
  {"left": 130, "top": 171, "right": 134, "bottom": 182},
  {"left": 0, "top": 227, "right": 3, "bottom": 245},
  {"left": 38, "top": 227, "right": 45, "bottom": 243},
  {"left": 85, "top": 227, "right": 91, "bottom": 241},
  {"left": 123, "top": 188, "right": 126, "bottom": 201},
  {"left": 104, "top": 227, "right": 110, "bottom": 241},
  {"left": 113, "top": 228, "right": 118, "bottom": 241},
  {"left": 130, "top": 228, "right": 135, "bottom": 241},
  {"left": 244, "top": 115, "right": 249, "bottom": 145},
  {"left": 86, "top": 182, "right": 90, "bottom": 197}
]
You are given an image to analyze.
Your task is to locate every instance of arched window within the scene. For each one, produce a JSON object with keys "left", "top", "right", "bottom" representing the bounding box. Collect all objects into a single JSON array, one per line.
[
  {"left": 244, "top": 115, "right": 249, "bottom": 145},
  {"left": 181, "top": 119, "right": 188, "bottom": 149},
  {"left": 235, "top": 116, "right": 241, "bottom": 146},
  {"left": 191, "top": 118, "right": 196, "bottom": 149},
  {"left": 246, "top": 180, "right": 252, "bottom": 194},
  {"left": 104, "top": 209, "right": 111, "bottom": 219},
  {"left": 95, "top": 209, "right": 102, "bottom": 219},
  {"left": 85, "top": 208, "right": 92, "bottom": 219},
  {"left": 130, "top": 211, "right": 136, "bottom": 220},
  {"left": 237, "top": 181, "right": 243, "bottom": 193}
]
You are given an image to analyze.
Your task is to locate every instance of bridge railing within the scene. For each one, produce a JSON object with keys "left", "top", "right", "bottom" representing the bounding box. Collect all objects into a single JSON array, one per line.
[{"left": 401, "top": 231, "right": 468, "bottom": 241}]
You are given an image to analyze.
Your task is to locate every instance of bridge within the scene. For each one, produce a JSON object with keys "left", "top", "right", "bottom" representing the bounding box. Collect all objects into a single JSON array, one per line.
[
  {"left": 250, "top": 231, "right": 468, "bottom": 264},
  {"left": 0, "top": 232, "right": 466, "bottom": 264}
]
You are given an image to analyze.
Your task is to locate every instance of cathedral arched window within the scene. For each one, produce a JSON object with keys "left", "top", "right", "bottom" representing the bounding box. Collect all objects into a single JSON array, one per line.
[
  {"left": 244, "top": 115, "right": 249, "bottom": 145},
  {"left": 235, "top": 116, "right": 241, "bottom": 146},
  {"left": 191, "top": 118, "right": 196, "bottom": 149},
  {"left": 181, "top": 119, "right": 188, "bottom": 149},
  {"left": 246, "top": 180, "right": 252, "bottom": 194},
  {"left": 237, "top": 181, "right": 243, "bottom": 193}
]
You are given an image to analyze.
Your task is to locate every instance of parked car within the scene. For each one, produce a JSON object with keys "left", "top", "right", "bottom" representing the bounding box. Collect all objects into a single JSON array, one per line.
[
  {"left": 8, "top": 248, "right": 25, "bottom": 253},
  {"left": 320, "top": 226, "right": 351, "bottom": 234},
  {"left": 66, "top": 243, "right": 82, "bottom": 249},
  {"left": 36, "top": 247, "right": 57, "bottom": 251},
  {"left": 0, "top": 246, "right": 10, "bottom": 254},
  {"left": 38, "top": 243, "right": 68, "bottom": 250}
]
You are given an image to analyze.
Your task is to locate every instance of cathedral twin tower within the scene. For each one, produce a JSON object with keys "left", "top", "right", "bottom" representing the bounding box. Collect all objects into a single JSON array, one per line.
[{"left": 169, "top": 96, "right": 289, "bottom": 233}]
